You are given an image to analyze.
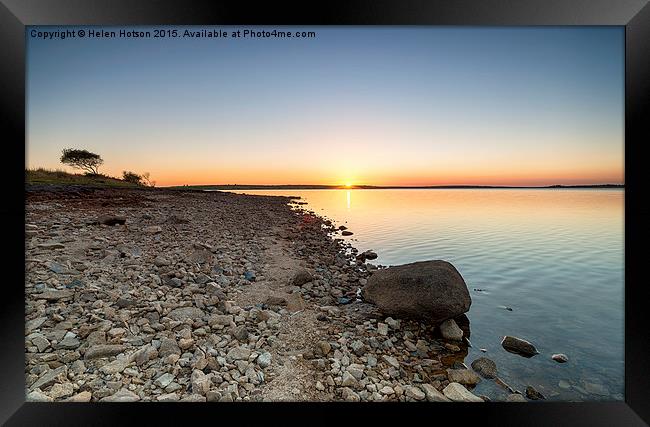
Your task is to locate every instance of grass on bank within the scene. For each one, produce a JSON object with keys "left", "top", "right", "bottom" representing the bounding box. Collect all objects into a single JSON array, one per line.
[{"left": 26, "top": 168, "right": 143, "bottom": 188}]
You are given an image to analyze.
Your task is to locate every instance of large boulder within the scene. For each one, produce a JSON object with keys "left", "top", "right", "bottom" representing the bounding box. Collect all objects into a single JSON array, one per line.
[{"left": 361, "top": 260, "right": 471, "bottom": 322}]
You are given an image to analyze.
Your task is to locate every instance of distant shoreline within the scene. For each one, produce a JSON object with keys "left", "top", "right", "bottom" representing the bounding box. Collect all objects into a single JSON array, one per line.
[{"left": 167, "top": 184, "right": 625, "bottom": 190}]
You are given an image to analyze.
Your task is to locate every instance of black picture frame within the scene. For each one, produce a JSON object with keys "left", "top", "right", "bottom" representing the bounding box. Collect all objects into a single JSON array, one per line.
[{"left": 2, "top": 1, "right": 648, "bottom": 425}]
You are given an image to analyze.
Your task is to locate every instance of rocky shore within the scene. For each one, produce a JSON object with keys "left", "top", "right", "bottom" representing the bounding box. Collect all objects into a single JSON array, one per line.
[{"left": 25, "top": 186, "right": 501, "bottom": 402}]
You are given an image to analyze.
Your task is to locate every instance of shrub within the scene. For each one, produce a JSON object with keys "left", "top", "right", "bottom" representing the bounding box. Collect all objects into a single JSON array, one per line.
[{"left": 122, "top": 171, "right": 143, "bottom": 185}]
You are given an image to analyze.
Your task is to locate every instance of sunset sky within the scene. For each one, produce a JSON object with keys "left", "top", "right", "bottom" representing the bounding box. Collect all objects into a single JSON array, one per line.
[{"left": 27, "top": 26, "right": 624, "bottom": 187}]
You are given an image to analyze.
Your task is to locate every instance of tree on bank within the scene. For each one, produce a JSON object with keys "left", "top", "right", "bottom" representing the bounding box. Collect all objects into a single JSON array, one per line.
[{"left": 60, "top": 148, "right": 103, "bottom": 175}]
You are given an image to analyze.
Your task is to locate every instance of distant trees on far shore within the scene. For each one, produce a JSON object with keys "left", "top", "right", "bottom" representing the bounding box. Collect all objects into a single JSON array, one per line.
[{"left": 122, "top": 170, "right": 156, "bottom": 187}]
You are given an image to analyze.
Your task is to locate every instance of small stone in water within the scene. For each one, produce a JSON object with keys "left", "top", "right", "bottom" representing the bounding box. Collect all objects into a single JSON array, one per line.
[{"left": 552, "top": 353, "right": 569, "bottom": 363}]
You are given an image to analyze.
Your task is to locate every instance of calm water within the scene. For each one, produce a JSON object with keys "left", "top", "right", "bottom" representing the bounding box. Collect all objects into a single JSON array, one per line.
[{"left": 227, "top": 188, "right": 624, "bottom": 401}]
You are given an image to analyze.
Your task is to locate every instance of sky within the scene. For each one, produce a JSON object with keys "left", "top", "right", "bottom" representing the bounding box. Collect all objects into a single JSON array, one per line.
[{"left": 27, "top": 26, "right": 624, "bottom": 187}]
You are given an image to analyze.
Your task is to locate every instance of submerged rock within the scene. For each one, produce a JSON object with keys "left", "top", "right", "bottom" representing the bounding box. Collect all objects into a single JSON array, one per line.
[
  {"left": 507, "top": 393, "right": 527, "bottom": 402},
  {"left": 526, "top": 386, "right": 546, "bottom": 400},
  {"left": 471, "top": 357, "right": 497, "bottom": 379},
  {"left": 501, "top": 336, "right": 539, "bottom": 357},
  {"left": 447, "top": 369, "right": 481, "bottom": 386},
  {"left": 362, "top": 260, "right": 471, "bottom": 322}
]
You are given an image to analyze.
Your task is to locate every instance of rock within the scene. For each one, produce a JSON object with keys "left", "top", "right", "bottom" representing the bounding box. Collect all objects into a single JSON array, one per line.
[
  {"left": 180, "top": 394, "right": 207, "bottom": 402},
  {"left": 471, "top": 357, "right": 497, "bottom": 379},
  {"left": 290, "top": 269, "right": 313, "bottom": 286},
  {"left": 501, "top": 336, "right": 539, "bottom": 357},
  {"left": 65, "top": 391, "right": 92, "bottom": 402},
  {"left": 347, "top": 364, "right": 365, "bottom": 380},
  {"left": 377, "top": 323, "right": 389, "bottom": 336},
  {"left": 49, "top": 382, "right": 74, "bottom": 399},
  {"left": 341, "top": 387, "right": 360, "bottom": 402},
  {"left": 341, "top": 231, "right": 353, "bottom": 236},
  {"left": 405, "top": 386, "right": 426, "bottom": 400},
  {"left": 385, "top": 317, "right": 400, "bottom": 329},
  {"left": 363, "top": 250, "right": 378, "bottom": 260},
  {"left": 341, "top": 371, "right": 359, "bottom": 388},
  {"left": 552, "top": 353, "right": 569, "bottom": 363},
  {"left": 244, "top": 271, "right": 256, "bottom": 281},
  {"left": 186, "top": 249, "right": 213, "bottom": 264},
  {"left": 154, "top": 373, "right": 175, "bottom": 388},
  {"left": 167, "top": 306, "right": 205, "bottom": 321},
  {"left": 115, "top": 297, "right": 136, "bottom": 308},
  {"left": 339, "top": 225, "right": 348, "bottom": 230},
  {"left": 178, "top": 338, "right": 194, "bottom": 350},
  {"left": 447, "top": 369, "right": 481, "bottom": 386},
  {"left": 507, "top": 393, "right": 527, "bottom": 402},
  {"left": 209, "top": 314, "right": 234, "bottom": 327},
  {"left": 29, "top": 366, "right": 67, "bottom": 390},
  {"left": 158, "top": 338, "right": 181, "bottom": 358},
  {"left": 558, "top": 380, "right": 571, "bottom": 389},
  {"left": 362, "top": 260, "right": 471, "bottom": 322},
  {"left": 56, "top": 336, "right": 81, "bottom": 349},
  {"left": 206, "top": 391, "right": 221, "bottom": 402},
  {"left": 421, "top": 384, "right": 451, "bottom": 402},
  {"left": 35, "top": 289, "right": 74, "bottom": 301},
  {"left": 584, "top": 382, "right": 609, "bottom": 396},
  {"left": 27, "top": 390, "right": 53, "bottom": 402},
  {"left": 26, "top": 317, "right": 47, "bottom": 334},
  {"left": 439, "top": 319, "right": 463, "bottom": 341},
  {"left": 315, "top": 341, "right": 331, "bottom": 356},
  {"left": 157, "top": 393, "right": 180, "bottom": 402},
  {"left": 84, "top": 344, "right": 127, "bottom": 360},
  {"left": 379, "top": 386, "right": 395, "bottom": 395},
  {"left": 231, "top": 325, "right": 249, "bottom": 342},
  {"left": 153, "top": 256, "right": 169, "bottom": 267},
  {"left": 526, "top": 386, "right": 546, "bottom": 400},
  {"left": 31, "top": 335, "right": 51, "bottom": 352},
  {"left": 226, "top": 346, "right": 251, "bottom": 362},
  {"left": 191, "top": 370, "right": 211, "bottom": 395},
  {"left": 286, "top": 293, "right": 306, "bottom": 313},
  {"left": 37, "top": 242, "right": 66, "bottom": 250},
  {"left": 99, "top": 215, "right": 126, "bottom": 226},
  {"left": 264, "top": 296, "right": 287, "bottom": 306},
  {"left": 442, "top": 382, "right": 483, "bottom": 402},
  {"left": 257, "top": 351, "right": 272, "bottom": 368},
  {"left": 350, "top": 340, "right": 366, "bottom": 356},
  {"left": 131, "top": 344, "right": 157, "bottom": 365},
  {"left": 381, "top": 355, "right": 399, "bottom": 369},
  {"left": 143, "top": 225, "right": 162, "bottom": 234},
  {"left": 100, "top": 357, "right": 131, "bottom": 375},
  {"left": 100, "top": 388, "right": 140, "bottom": 402}
]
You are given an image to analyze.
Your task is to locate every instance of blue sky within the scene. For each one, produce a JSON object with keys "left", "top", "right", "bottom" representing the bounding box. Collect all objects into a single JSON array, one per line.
[{"left": 27, "top": 26, "right": 624, "bottom": 186}]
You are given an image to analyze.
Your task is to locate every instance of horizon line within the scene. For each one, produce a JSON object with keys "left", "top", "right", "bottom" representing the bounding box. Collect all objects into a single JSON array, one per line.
[{"left": 166, "top": 183, "right": 625, "bottom": 189}]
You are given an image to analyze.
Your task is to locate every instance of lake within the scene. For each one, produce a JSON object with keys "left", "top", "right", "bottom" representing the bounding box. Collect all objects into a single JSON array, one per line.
[{"left": 225, "top": 188, "right": 624, "bottom": 401}]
